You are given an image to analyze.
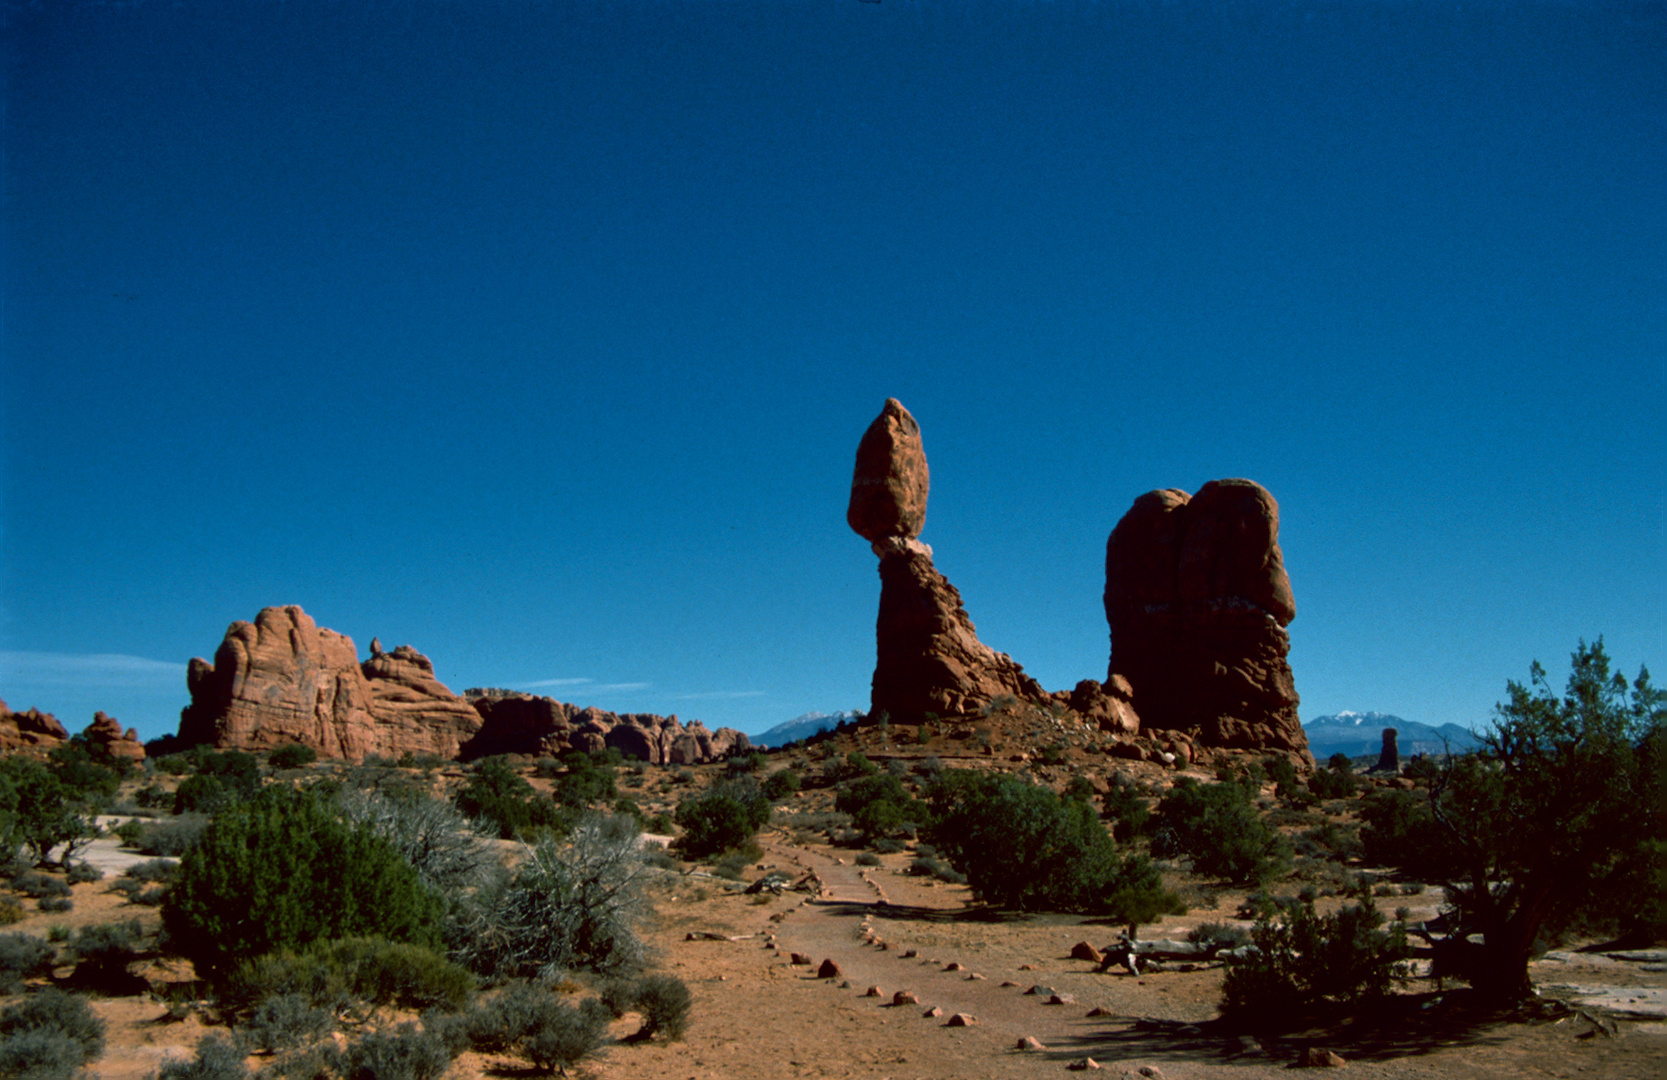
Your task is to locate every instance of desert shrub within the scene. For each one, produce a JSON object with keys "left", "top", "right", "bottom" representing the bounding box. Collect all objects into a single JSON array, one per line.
[
  {"left": 136, "top": 783, "right": 174, "bottom": 810},
  {"left": 114, "top": 820, "right": 146, "bottom": 848},
  {"left": 672, "top": 778, "right": 770, "bottom": 858},
  {"left": 627, "top": 973, "right": 691, "bottom": 1041},
  {"left": 642, "top": 847, "right": 679, "bottom": 872},
  {"left": 0, "top": 933, "right": 56, "bottom": 993},
  {"left": 819, "top": 752, "right": 878, "bottom": 786},
  {"left": 333, "top": 1023, "right": 455, "bottom": 1080},
  {"left": 224, "top": 938, "right": 475, "bottom": 1018},
  {"left": 870, "top": 836, "right": 906, "bottom": 854},
  {"left": 334, "top": 788, "right": 500, "bottom": 897},
  {"left": 68, "top": 919, "right": 143, "bottom": 990},
  {"left": 1100, "top": 774, "right": 1151, "bottom": 840},
  {"left": 173, "top": 774, "right": 236, "bottom": 816},
  {"left": 63, "top": 862, "right": 101, "bottom": 886},
  {"left": 153, "top": 1032, "right": 250, "bottom": 1080},
  {"left": 552, "top": 754, "right": 619, "bottom": 810},
  {"left": 834, "top": 773, "right": 924, "bottom": 840},
  {"left": 138, "top": 815, "right": 209, "bottom": 857},
  {"left": 760, "top": 769, "right": 801, "bottom": 801},
  {"left": 238, "top": 992, "right": 335, "bottom": 1054},
  {"left": 162, "top": 787, "right": 444, "bottom": 981},
  {"left": 45, "top": 742, "right": 122, "bottom": 800},
  {"left": 723, "top": 752, "right": 766, "bottom": 778},
  {"left": 36, "top": 896, "right": 72, "bottom": 914},
  {"left": 268, "top": 744, "right": 318, "bottom": 771},
  {"left": 0, "top": 758, "right": 97, "bottom": 867},
  {"left": 1308, "top": 754, "right": 1360, "bottom": 800},
  {"left": 12, "top": 872, "right": 71, "bottom": 899},
  {"left": 124, "top": 859, "right": 180, "bottom": 886},
  {"left": 709, "top": 852, "right": 752, "bottom": 880},
  {"left": 1357, "top": 788, "right": 1466, "bottom": 878},
  {"left": 1295, "top": 821, "right": 1363, "bottom": 862},
  {"left": 1265, "top": 755, "right": 1319, "bottom": 806},
  {"left": 154, "top": 754, "right": 193, "bottom": 776},
  {"left": 520, "top": 998, "right": 610, "bottom": 1073},
  {"left": 926, "top": 771, "right": 1184, "bottom": 925},
  {"left": 1221, "top": 895, "right": 1410, "bottom": 1020},
  {"left": 0, "top": 899, "right": 22, "bottom": 927},
  {"left": 853, "top": 851, "right": 880, "bottom": 867},
  {"left": 1152, "top": 778, "right": 1291, "bottom": 885},
  {"left": 459, "top": 982, "right": 606, "bottom": 1071},
  {"left": 451, "top": 814, "right": 648, "bottom": 980},
  {"left": 0, "top": 989, "right": 105, "bottom": 1073},
  {"left": 454, "top": 757, "right": 567, "bottom": 840},
  {"left": 1187, "top": 922, "right": 1252, "bottom": 950}
]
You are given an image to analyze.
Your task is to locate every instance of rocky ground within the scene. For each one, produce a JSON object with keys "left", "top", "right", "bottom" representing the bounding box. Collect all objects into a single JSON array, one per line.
[{"left": 6, "top": 823, "right": 1660, "bottom": 1079}]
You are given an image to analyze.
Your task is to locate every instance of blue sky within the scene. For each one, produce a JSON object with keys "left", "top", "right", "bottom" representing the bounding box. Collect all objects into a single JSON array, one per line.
[{"left": 2, "top": 1, "right": 1662, "bottom": 744}]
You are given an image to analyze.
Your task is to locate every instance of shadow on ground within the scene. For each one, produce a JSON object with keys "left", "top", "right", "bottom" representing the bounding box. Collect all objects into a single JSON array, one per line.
[{"left": 1040, "top": 992, "right": 1549, "bottom": 1067}]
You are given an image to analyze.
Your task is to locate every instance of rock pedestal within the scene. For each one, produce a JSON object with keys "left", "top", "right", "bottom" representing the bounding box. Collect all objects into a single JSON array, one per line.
[
  {"left": 1105, "top": 479, "right": 1309, "bottom": 760},
  {"left": 849, "top": 399, "right": 1049, "bottom": 721},
  {"left": 1374, "top": 727, "right": 1400, "bottom": 772},
  {"left": 461, "top": 691, "right": 750, "bottom": 764},
  {"left": 83, "top": 712, "right": 145, "bottom": 765}
]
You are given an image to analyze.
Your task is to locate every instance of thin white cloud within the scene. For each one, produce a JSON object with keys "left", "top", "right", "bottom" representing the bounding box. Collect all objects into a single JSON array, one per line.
[
  {"left": 513, "top": 679, "right": 650, "bottom": 694},
  {"left": 671, "top": 690, "right": 767, "bottom": 701},
  {"left": 0, "top": 651, "right": 186, "bottom": 688}
]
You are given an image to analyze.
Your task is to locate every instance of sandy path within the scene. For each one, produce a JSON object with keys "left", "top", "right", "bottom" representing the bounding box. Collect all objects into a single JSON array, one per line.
[{"left": 763, "top": 840, "right": 1138, "bottom": 1056}]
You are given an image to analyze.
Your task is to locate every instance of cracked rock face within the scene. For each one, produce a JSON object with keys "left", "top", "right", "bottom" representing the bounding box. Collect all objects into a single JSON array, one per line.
[
  {"left": 178, "top": 605, "right": 481, "bottom": 761},
  {"left": 1105, "top": 479, "right": 1309, "bottom": 760}
]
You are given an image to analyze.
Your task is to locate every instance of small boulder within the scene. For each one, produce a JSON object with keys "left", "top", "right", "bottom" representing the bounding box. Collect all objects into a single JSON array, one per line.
[
  {"left": 1297, "top": 1048, "right": 1347, "bottom": 1068},
  {"left": 945, "top": 1013, "right": 977, "bottom": 1027},
  {"left": 1015, "top": 1036, "right": 1046, "bottom": 1051},
  {"left": 816, "top": 959, "right": 842, "bottom": 979},
  {"left": 789, "top": 952, "right": 812, "bottom": 966},
  {"left": 923, "top": 1006, "right": 943, "bottom": 1018},
  {"left": 1070, "top": 941, "right": 1104, "bottom": 963},
  {"left": 892, "top": 991, "right": 919, "bottom": 1005},
  {"left": 1046, "top": 993, "right": 1076, "bottom": 1005},
  {"left": 1066, "top": 1059, "right": 1102, "bottom": 1071}
]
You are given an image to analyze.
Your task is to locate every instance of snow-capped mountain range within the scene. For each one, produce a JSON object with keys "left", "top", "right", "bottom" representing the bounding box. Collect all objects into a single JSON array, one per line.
[
  {"left": 749, "top": 710, "right": 863, "bottom": 749},
  {"left": 1303, "top": 711, "right": 1479, "bottom": 758}
]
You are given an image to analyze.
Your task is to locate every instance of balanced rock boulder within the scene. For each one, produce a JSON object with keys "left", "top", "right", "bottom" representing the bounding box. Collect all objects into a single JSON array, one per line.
[
  {"left": 1105, "top": 480, "right": 1308, "bottom": 760},
  {"left": 179, "top": 606, "right": 482, "bottom": 761},
  {"left": 849, "top": 399, "right": 1048, "bottom": 721},
  {"left": 0, "top": 700, "right": 68, "bottom": 755},
  {"left": 848, "top": 397, "right": 930, "bottom": 545}
]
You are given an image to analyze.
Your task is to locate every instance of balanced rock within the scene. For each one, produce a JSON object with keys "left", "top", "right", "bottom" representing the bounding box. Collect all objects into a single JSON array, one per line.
[
  {"left": 0, "top": 699, "right": 68, "bottom": 754},
  {"left": 850, "top": 399, "right": 1048, "bottom": 721},
  {"left": 1105, "top": 480, "right": 1308, "bottom": 760},
  {"left": 179, "top": 606, "right": 481, "bottom": 761},
  {"left": 82, "top": 712, "right": 145, "bottom": 765},
  {"left": 847, "top": 397, "right": 929, "bottom": 544}
]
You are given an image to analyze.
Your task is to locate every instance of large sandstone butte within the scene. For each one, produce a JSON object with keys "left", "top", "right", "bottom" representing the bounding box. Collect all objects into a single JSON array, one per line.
[
  {"left": 849, "top": 399, "right": 1048, "bottom": 721},
  {"left": 1104, "top": 479, "right": 1309, "bottom": 760},
  {"left": 178, "top": 605, "right": 482, "bottom": 761},
  {"left": 462, "top": 690, "right": 751, "bottom": 764}
]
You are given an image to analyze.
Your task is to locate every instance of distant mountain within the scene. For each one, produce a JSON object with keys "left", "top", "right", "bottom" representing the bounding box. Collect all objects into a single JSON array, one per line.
[
  {"left": 751, "top": 710, "right": 863, "bottom": 749},
  {"left": 1304, "top": 711, "right": 1480, "bottom": 759}
]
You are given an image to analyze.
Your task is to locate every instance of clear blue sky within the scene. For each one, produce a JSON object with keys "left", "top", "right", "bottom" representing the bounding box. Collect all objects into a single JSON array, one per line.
[{"left": 2, "top": 1, "right": 1662, "bottom": 744}]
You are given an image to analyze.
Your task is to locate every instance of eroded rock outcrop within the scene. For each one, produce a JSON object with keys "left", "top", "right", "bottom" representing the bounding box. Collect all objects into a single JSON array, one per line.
[
  {"left": 83, "top": 711, "right": 145, "bottom": 765},
  {"left": 462, "top": 690, "right": 750, "bottom": 764},
  {"left": 0, "top": 699, "right": 68, "bottom": 755},
  {"left": 179, "top": 606, "right": 481, "bottom": 761},
  {"left": 850, "top": 399, "right": 1049, "bottom": 721},
  {"left": 1105, "top": 479, "right": 1308, "bottom": 759}
]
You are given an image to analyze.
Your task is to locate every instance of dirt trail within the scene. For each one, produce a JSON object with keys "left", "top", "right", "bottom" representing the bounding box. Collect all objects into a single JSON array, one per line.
[{"left": 762, "top": 840, "right": 1144, "bottom": 1053}]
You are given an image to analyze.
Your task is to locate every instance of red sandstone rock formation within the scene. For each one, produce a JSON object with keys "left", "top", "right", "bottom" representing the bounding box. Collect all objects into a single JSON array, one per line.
[
  {"left": 849, "top": 399, "right": 1051, "bottom": 721},
  {"left": 179, "top": 606, "right": 481, "bottom": 761},
  {"left": 1105, "top": 479, "right": 1309, "bottom": 760},
  {"left": 462, "top": 690, "right": 750, "bottom": 764},
  {"left": 82, "top": 711, "right": 145, "bottom": 765},
  {"left": 0, "top": 699, "right": 68, "bottom": 754}
]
